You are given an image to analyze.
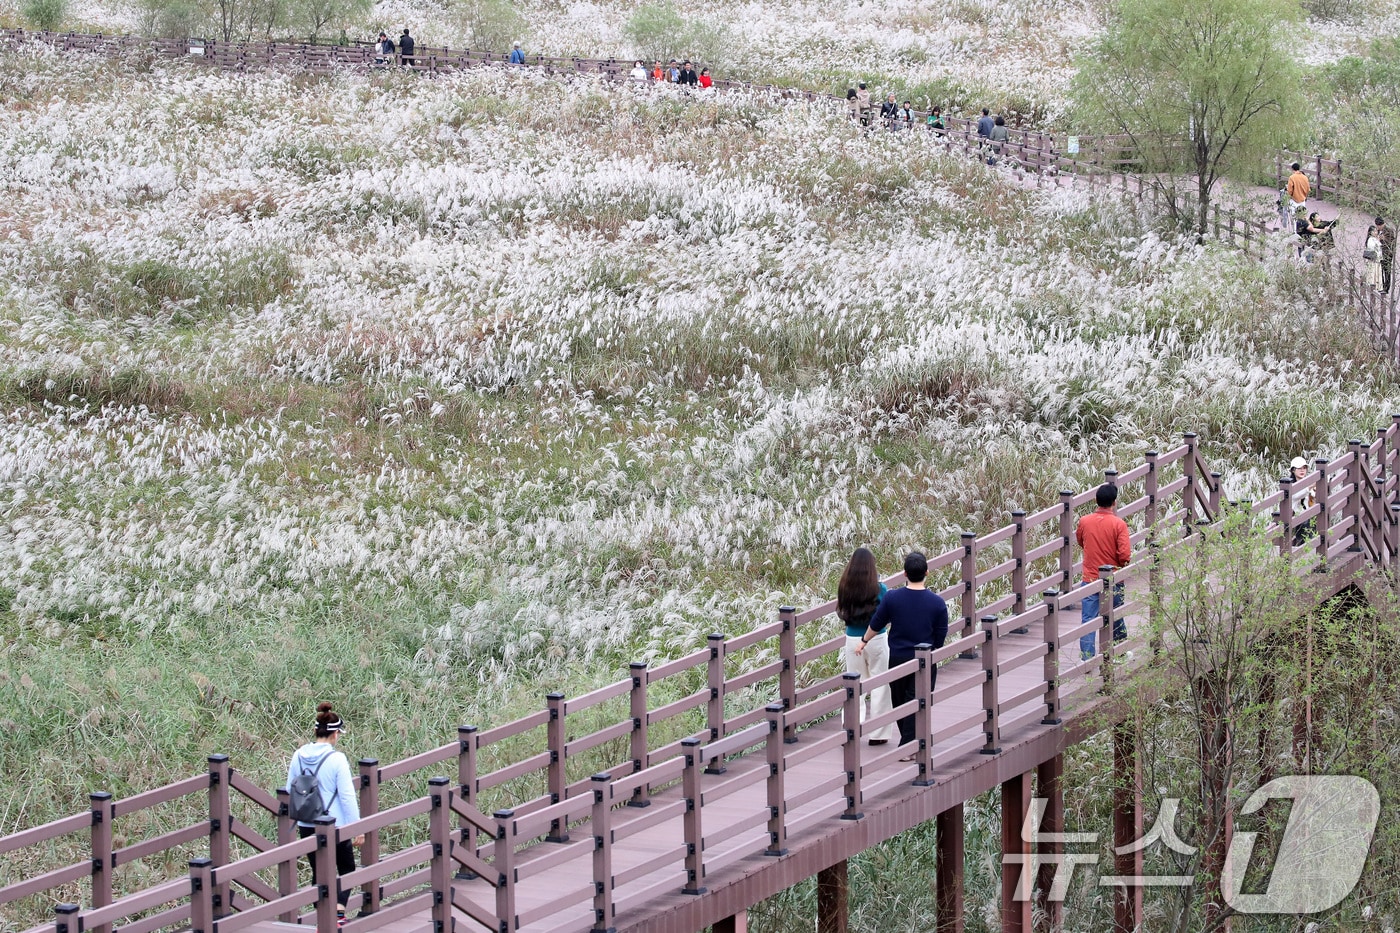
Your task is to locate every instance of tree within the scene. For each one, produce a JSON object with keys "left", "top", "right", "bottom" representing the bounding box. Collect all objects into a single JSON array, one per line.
[
  {"left": 292, "top": 0, "right": 371, "bottom": 44},
  {"left": 452, "top": 0, "right": 525, "bottom": 52},
  {"left": 1071, "top": 0, "right": 1306, "bottom": 241},
  {"left": 21, "top": 0, "right": 68, "bottom": 31}
]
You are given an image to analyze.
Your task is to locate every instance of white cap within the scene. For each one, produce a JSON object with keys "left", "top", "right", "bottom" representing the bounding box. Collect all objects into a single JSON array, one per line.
[{"left": 1290, "top": 457, "right": 1308, "bottom": 469}]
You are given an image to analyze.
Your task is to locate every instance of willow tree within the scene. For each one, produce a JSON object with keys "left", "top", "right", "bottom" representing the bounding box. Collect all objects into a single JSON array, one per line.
[{"left": 1072, "top": 0, "right": 1306, "bottom": 240}]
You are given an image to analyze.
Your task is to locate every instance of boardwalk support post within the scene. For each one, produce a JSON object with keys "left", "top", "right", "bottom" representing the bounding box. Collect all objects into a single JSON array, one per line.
[
  {"left": 54, "top": 904, "right": 82, "bottom": 933},
  {"left": 628, "top": 663, "right": 651, "bottom": 806},
  {"left": 840, "top": 673, "right": 863, "bottom": 820},
  {"left": 936, "top": 805, "right": 965, "bottom": 933},
  {"left": 1034, "top": 755, "right": 1065, "bottom": 933},
  {"left": 707, "top": 633, "right": 729, "bottom": 772},
  {"left": 1112, "top": 722, "right": 1144, "bottom": 933},
  {"left": 90, "top": 792, "right": 114, "bottom": 933},
  {"left": 1348, "top": 439, "right": 1364, "bottom": 552},
  {"left": 590, "top": 774, "right": 615, "bottom": 933},
  {"left": 981, "top": 617, "right": 1001, "bottom": 754},
  {"left": 680, "top": 738, "right": 707, "bottom": 893},
  {"left": 764, "top": 703, "right": 789, "bottom": 855},
  {"left": 1000, "top": 772, "right": 1032, "bottom": 933},
  {"left": 817, "top": 861, "right": 849, "bottom": 933}
]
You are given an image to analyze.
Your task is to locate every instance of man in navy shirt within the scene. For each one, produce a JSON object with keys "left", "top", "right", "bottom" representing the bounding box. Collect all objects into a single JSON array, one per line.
[{"left": 855, "top": 551, "right": 949, "bottom": 760}]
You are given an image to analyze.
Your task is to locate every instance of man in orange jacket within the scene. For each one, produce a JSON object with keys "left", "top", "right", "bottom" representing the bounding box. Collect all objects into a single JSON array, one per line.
[
  {"left": 1287, "top": 163, "right": 1310, "bottom": 217},
  {"left": 1077, "top": 483, "right": 1131, "bottom": 658}
]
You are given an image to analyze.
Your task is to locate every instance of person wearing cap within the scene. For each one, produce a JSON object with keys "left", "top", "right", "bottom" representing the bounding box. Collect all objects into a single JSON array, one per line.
[
  {"left": 1289, "top": 457, "right": 1317, "bottom": 548},
  {"left": 287, "top": 702, "right": 362, "bottom": 926},
  {"left": 509, "top": 41, "right": 526, "bottom": 64}
]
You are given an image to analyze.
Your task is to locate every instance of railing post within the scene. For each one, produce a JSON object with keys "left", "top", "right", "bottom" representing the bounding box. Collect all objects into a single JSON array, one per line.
[
  {"left": 627, "top": 663, "right": 651, "bottom": 805},
  {"left": 454, "top": 725, "right": 478, "bottom": 877},
  {"left": 1099, "top": 567, "right": 1116, "bottom": 693},
  {"left": 275, "top": 788, "right": 295, "bottom": 921},
  {"left": 981, "top": 616, "right": 1001, "bottom": 755},
  {"left": 189, "top": 858, "right": 214, "bottom": 933},
  {"left": 706, "top": 633, "right": 729, "bottom": 770},
  {"left": 207, "top": 754, "right": 230, "bottom": 917},
  {"left": 1042, "top": 591, "right": 1062, "bottom": 725},
  {"left": 779, "top": 607, "right": 798, "bottom": 742},
  {"left": 1058, "top": 490, "right": 1075, "bottom": 587},
  {"left": 1209, "top": 471, "right": 1223, "bottom": 517},
  {"left": 54, "top": 904, "right": 82, "bottom": 933},
  {"left": 546, "top": 693, "right": 568, "bottom": 842},
  {"left": 1316, "top": 457, "right": 1331, "bottom": 566},
  {"left": 428, "top": 777, "right": 453, "bottom": 933},
  {"left": 763, "top": 704, "right": 788, "bottom": 854},
  {"left": 494, "top": 810, "right": 517, "bottom": 931},
  {"left": 1391, "top": 505, "right": 1400, "bottom": 575},
  {"left": 1183, "top": 433, "right": 1200, "bottom": 528},
  {"left": 1010, "top": 511, "right": 1029, "bottom": 633},
  {"left": 591, "top": 774, "right": 616, "bottom": 933},
  {"left": 313, "top": 816, "right": 338, "bottom": 930},
  {"left": 90, "top": 791, "right": 114, "bottom": 933},
  {"left": 680, "top": 739, "right": 706, "bottom": 894},
  {"left": 1348, "top": 439, "right": 1365, "bottom": 552},
  {"left": 959, "top": 533, "right": 978, "bottom": 651},
  {"left": 913, "top": 643, "right": 935, "bottom": 786},
  {"left": 840, "top": 673, "right": 863, "bottom": 820},
  {"left": 357, "top": 757, "right": 382, "bottom": 906}
]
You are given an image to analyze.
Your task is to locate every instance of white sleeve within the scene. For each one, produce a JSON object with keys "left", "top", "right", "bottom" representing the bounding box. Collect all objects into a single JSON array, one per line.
[{"left": 333, "top": 752, "right": 360, "bottom": 827}]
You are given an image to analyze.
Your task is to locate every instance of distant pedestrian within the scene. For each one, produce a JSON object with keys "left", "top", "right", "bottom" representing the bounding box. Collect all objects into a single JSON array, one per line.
[
  {"left": 398, "top": 28, "right": 415, "bottom": 66},
  {"left": 508, "top": 41, "right": 525, "bottom": 64},
  {"left": 668, "top": 60, "right": 680, "bottom": 82},
  {"left": 837, "top": 548, "right": 895, "bottom": 746},
  {"left": 900, "top": 100, "right": 914, "bottom": 128},
  {"left": 855, "top": 551, "right": 949, "bottom": 761},
  {"left": 1077, "top": 483, "right": 1130, "bottom": 659},
  {"left": 287, "top": 703, "right": 362, "bottom": 928},
  {"left": 988, "top": 114, "right": 1009, "bottom": 164},
  {"left": 855, "top": 82, "right": 872, "bottom": 126},
  {"left": 698, "top": 68, "right": 712, "bottom": 88},
  {"left": 927, "top": 106, "right": 944, "bottom": 134},
  {"left": 1378, "top": 217, "right": 1396, "bottom": 294},
  {"left": 1288, "top": 457, "right": 1317, "bottom": 547},
  {"left": 629, "top": 60, "right": 647, "bottom": 81},
  {"left": 880, "top": 92, "right": 898, "bottom": 127},
  {"left": 678, "top": 60, "right": 698, "bottom": 86},
  {"left": 976, "top": 108, "right": 994, "bottom": 139},
  {"left": 1366, "top": 225, "right": 1384, "bottom": 292},
  {"left": 846, "top": 87, "right": 859, "bottom": 121},
  {"left": 374, "top": 32, "right": 394, "bottom": 64},
  {"left": 651, "top": 60, "right": 664, "bottom": 82},
  {"left": 1286, "top": 162, "right": 1310, "bottom": 216}
]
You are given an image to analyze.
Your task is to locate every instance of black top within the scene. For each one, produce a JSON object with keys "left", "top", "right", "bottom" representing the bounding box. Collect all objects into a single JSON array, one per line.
[
  {"left": 869, "top": 587, "right": 949, "bottom": 660},
  {"left": 399, "top": 33, "right": 415, "bottom": 54}
]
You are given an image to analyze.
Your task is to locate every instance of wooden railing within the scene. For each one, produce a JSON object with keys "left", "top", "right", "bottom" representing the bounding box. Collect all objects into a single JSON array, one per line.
[{"left": 9, "top": 420, "right": 1400, "bottom": 932}]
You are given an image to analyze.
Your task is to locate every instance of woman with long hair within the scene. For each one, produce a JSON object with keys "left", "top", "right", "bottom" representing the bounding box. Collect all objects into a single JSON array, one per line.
[
  {"left": 287, "top": 702, "right": 363, "bottom": 927},
  {"left": 837, "top": 548, "right": 895, "bottom": 744}
]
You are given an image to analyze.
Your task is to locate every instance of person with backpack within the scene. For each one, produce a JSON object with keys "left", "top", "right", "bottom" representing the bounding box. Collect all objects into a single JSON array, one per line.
[{"left": 287, "top": 702, "right": 362, "bottom": 927}]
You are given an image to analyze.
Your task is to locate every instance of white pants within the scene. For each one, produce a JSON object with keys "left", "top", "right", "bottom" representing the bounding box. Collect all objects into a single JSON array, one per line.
[{"left": 843, "top": 633, "right": 896, "bottom": 742}]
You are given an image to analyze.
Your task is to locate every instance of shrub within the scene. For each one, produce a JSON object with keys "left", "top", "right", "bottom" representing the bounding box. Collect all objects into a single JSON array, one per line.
[
  {"left": 452, "top": 0, "right": 526, "bottom": 52},
  {"left": 622, "top": 1, "right": 732, "bottom": 69},
  {"left": 21, "top": 0, "right": 67, "bottom": 30}
]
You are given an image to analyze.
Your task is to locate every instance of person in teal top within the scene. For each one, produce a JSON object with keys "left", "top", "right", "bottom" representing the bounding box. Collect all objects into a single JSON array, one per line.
[{"left": 837, "top": 548, "right": 895, "bottom": 744}]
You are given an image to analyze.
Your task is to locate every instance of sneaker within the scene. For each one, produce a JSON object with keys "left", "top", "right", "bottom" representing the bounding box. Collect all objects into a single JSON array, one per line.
[{"left": 337, "top": 912, "right": 348, "bottom": 929}]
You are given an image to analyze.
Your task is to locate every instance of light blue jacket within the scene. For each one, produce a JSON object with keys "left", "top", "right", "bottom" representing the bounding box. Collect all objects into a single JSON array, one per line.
[{"left": 287, "top": 743, "right": 360, "bottom": 828}]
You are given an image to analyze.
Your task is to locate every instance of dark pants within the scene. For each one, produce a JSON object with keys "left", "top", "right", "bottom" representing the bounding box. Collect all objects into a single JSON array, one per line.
[
  {"left": 1384, "top": 259, "right": 1393, "bottom": 294},
  {"left": 298, "top": 826, "right": 356, "bottom": 907},
  {"left": 889, "top": 655, "right": 938, "bottom": 748}
]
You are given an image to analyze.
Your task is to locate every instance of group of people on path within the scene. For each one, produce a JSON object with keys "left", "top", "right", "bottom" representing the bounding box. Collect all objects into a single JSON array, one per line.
[
  {"left": 372, "top": 29, "right": 415, "bottom": 65},
  {"left": 628, "top": 59, "right": 712, "bottom": 87},
  {"left": 1285, "top": 163, "right": 1394, "bottom": 290},
  {"left": 837, "top": 483, "right": 1133, "bottom": 760}
]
